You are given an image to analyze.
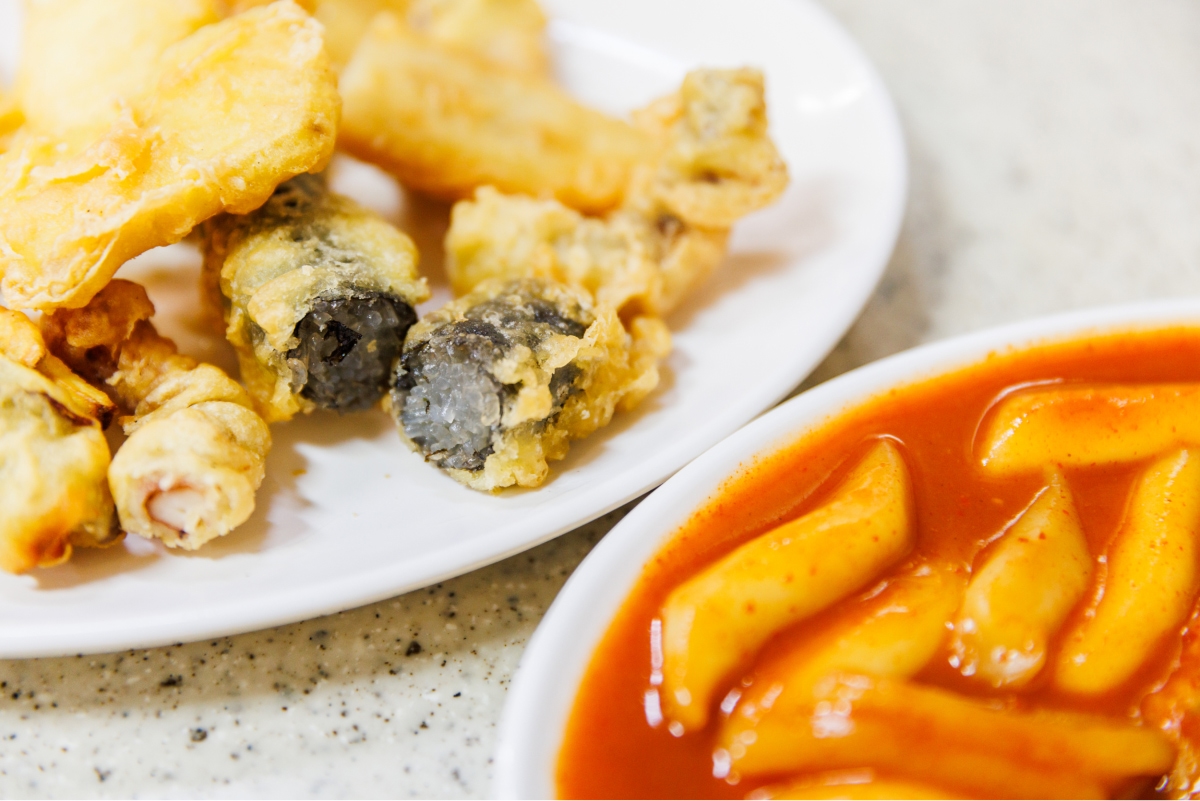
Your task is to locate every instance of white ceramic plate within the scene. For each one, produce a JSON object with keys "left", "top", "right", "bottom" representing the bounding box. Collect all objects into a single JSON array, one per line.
[
  {"left": 495, "top": 299, "right": 1200, "bottom": 798},
  {"left": 0, "top": 0, "right": 904, "bottom": 657}
]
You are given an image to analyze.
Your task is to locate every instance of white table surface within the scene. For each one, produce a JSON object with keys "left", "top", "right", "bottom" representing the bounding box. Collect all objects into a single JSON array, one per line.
[{"left": 3, "top": 0, "right": 1200, "bottom": 796}]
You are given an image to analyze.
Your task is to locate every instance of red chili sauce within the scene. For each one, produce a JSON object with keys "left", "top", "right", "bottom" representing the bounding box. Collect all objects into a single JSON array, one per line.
[{"left": 556, "top": 328, "right": 1200, "bottom": 799}]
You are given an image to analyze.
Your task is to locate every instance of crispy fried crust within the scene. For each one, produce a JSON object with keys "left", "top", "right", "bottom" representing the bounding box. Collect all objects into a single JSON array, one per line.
[
  {"left": 0, "top": 309, "right": 118, "bottom": 574},
  {"left": 338, "top": 12, "right": 651, "bottom": 214},
  {"left": 44, "top": 281, "right": 271, "bottom": 550},
  {"left": 202, "top": 175, "right": 430, "bottom": 422},
  {"left": 391, "top": 278, "right": 668, "bottom": 491},
  {"left": 315, "top": 0, "right": 546, "bottom": 74},
  {"left": 13, "top": 0, "right": 221, "bottom": 139},
  {"left": 0, "top": 1, "right": 340, "bottom": 311},
  {"left": 444, "top": 68, "right": 787, "bottom": 317}
]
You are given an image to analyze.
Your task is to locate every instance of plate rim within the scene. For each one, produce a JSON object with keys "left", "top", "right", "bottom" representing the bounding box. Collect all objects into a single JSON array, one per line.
[{"left": 493, "top": 296, "right": 1200, "bottom": 798}]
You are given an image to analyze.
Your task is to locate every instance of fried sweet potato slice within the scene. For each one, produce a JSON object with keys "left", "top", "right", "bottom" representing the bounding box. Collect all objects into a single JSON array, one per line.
[
  {"left": 951, "top": 471, "right": 1093, "bottom": 688},
  {"left": 338, "top": 11, "right": 651, "bottom": 214},
  {"left": 659, "top": 441, "right": 914, "bottom": 731},
  {"left": 314, "top": 0, "right": 546, "bottom": 74},
  {"left": 1055, "top": 448, "right": 1200, "bottom": 695},
  {"left": 44, "top": 281, "right": 271, "bottom": 550},
  {"left": 731, "top": 674, "right": 1175, "bottom": 798},
  {"left": 13, "top": 0, "right": 221, "bottom": 139},
  {"left": 978, "top": 383, "right": 1200, "bottom": 475},
  {"left": 0, "top": 310, "right": 118, "bottom": 574},
  {"left": 0, "top": 1, "right": 339, "bottom": 310}
]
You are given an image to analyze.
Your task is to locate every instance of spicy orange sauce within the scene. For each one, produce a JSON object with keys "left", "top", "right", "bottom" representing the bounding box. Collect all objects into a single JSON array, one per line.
[{"left": 556, "top": 328, "right": 1200, "bottom": 799}]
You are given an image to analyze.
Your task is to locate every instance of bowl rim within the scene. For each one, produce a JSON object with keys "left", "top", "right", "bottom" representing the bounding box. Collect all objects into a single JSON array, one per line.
[{"left": 493, "top": 296, "right": 1200, "bottom": 798}]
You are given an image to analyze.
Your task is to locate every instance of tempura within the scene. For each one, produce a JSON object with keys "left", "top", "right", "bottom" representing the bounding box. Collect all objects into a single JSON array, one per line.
[
  {"left": 0, "top": 1, "right": 340, "bottom": 310},
  {"left": 44, "top": 281, "right": 271, "bottom": 550},
  {"left": 390, "top": 278, "right": 668, "bottom": 490},
  {"left": 202, "top": 174, "right": 430, "bottom": 422},
  {"left": 0, "top": 310, "right": 118, "bottom": 574}
]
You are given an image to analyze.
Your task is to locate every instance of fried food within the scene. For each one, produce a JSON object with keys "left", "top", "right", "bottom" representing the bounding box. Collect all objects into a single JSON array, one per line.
[
  {"left": 978, "top": 383, "right": 1200, "bottom": 474},
  {"left": 202, "top": 174, "right": 430, "bottom": 422},
  {"left": 338, "top": 11, "right": 651, "bottom": 214},
  {"left": 43, "top": 281, "right": 271, "bottom": 550},
  {"left": 1055, "top": 448, "right": 1200, "bottom": 695},
  {"left": 12, "top": 0, "right": 221, "bottom": 139},
  {"left": 0, "top": 309, "right": 118, "bottom": 574},
  {"left": 444, "top": 68, "right": 789, "bottom": 317},
  {"left": 0, "top": 92, "right": 23, "bottom": 154},
  {"left": 950, "top": 472, "right": 1093, "bottom": 688},
  {"left": 661, "top": 441, "right": 914, "bottom": 731},
  {"left": 314, "top": 0, "right": 547, "bottom": 74},
  {"left": 0, "top": 1, "right": 340, "bottom": 311},
  {"left": 389, "top": 278, "right": 668, "bottom": 491}
]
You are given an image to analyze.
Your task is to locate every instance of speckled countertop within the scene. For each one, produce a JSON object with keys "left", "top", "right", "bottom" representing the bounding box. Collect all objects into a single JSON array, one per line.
[{"left": 4, "top": 1, "right": 1200, "bottom": 797}]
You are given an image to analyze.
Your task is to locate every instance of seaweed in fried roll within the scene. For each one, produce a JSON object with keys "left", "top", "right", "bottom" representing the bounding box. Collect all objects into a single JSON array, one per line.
[
  {"left": 390, "top": 278, "right": 668, "bottom": 491},
  {"left": 202, "top": 174, "right": 430, "bottom": 422}
]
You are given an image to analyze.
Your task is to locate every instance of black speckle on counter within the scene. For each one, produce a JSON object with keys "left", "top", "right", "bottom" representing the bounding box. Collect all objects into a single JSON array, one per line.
[
  {"left": 190, "top": 728, "right": 207, "bottom": 743},
  {"left": 405, "top": 641, "right": 422, "bottom": 657}
]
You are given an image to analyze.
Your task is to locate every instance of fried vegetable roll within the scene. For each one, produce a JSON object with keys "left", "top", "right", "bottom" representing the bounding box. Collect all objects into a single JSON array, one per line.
[
  {"left": 390, "top": 278, "right": 668, "bottom": 490},
  {"left": 445, "top": 68, "right": 789, "bottom": 317},
  {"left": 202, "top": 174, "right": 430, "bottom": 422},
  {"left": 0, "top": 310, "right": 119, "bottom": 574},
  {"left": 43, "top": 281, "right": 271, "bottom": 550},
  {"left": 0, "top": 1, "right": 339, "bottom": 311},
  {"left": 338, "top": 11, "right": 652, "bottom": 214}
]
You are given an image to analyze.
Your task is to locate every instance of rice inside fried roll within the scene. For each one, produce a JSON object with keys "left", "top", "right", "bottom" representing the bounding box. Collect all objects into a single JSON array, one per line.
[{"left": 202, "top": 174, "right": 430, "bottom": 422}]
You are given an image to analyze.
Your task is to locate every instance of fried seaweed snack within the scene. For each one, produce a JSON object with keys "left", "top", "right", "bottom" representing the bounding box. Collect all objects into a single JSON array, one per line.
[
  {"left": 0, "top": 1, "right": 339, "bottom": 311},
  {"left": 445, "top": 68, "right": 789, "bottom": 317},
  {"left": 43, "top": 281, "right": 271, "bottom": 550},
  {"left": 338, "top": 11, "right": 652, "bottom": 214},
  {"left": 202, "top": 175, "right": 430, "bottom": 422},
  {"left": 0, "top": 310, "right": 119, "bottom": 574},
  {"left": 391, "top": 278, "right": 668, "bottom": 490}
]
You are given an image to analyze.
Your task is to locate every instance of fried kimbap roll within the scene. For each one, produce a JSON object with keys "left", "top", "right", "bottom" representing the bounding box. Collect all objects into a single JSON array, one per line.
[
  {"left": 444, "top": 67, "right": 789, "bottom": 317},
  {"left": 201, "top": 174, "right": 430, "bottom": 422},
  {"left": 0, "top": 309, "right": 119, "bottom": 573},
  {"left": 43, "top": 280, "right": 271, "bottom": 550},
  {"left": 390, "top": 277, "right": 668, "bottom": 491}
]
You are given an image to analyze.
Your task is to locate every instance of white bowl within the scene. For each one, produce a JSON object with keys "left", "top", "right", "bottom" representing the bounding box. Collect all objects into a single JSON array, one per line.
[{"left": 493, "top": 298, "right": 1200, "bottom": 798}]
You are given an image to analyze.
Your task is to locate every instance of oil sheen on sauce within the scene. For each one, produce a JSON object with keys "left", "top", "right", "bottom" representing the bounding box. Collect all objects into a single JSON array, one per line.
[{"left": 556, "top": 328, "right": 1200, "bottom": 799}]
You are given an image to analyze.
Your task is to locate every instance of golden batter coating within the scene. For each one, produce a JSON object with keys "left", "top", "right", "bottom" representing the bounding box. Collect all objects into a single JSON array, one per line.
[
  {"left": 338, "top": 11, "right": 652, "bottom": 214},
  {"left": 390, "top": 278, "right": 669, "bottom": 491},
  {"left": 0, "top": 1, "right": 340, "bottom": 311},
  {"left": 444, "top": 68, "right": 788, "bottom": 317},
  {"left": 202, "top": 175, "right": 430, "bottom": 422},
  {"left": 314, "top": 0, "right": 547, "bottom": 74},
  {"left": 44, "top": 281, "right": 271, "bottom": 550},
  {"left": 13, "top": 0, "right": 221, "bottom": 139},
  {"left": 0, "top": 310, "right": 118, "bottom": 574}
]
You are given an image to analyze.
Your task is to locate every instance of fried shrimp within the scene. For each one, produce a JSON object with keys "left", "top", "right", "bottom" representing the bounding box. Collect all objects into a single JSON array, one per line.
[
  {"left": 444, "top": 68, "right": 789, "bottom": 317},
  {"left": 0, "top": 1, "right": 340, "bottom": 311},
  {"left": 43, "top": 281, "right": 271, "bottom": 550},
  {"left": 202, "top": 174, "right": 430, "bottom": 422},
  {"left": 0, "top": 310, "right": 118, "bottom": 574},
  {"left": 390, "top": 278, "right": 668, "bottom": 490},
  {"left": 338, "top": 11, "right": 652, "bottom": 214}
]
